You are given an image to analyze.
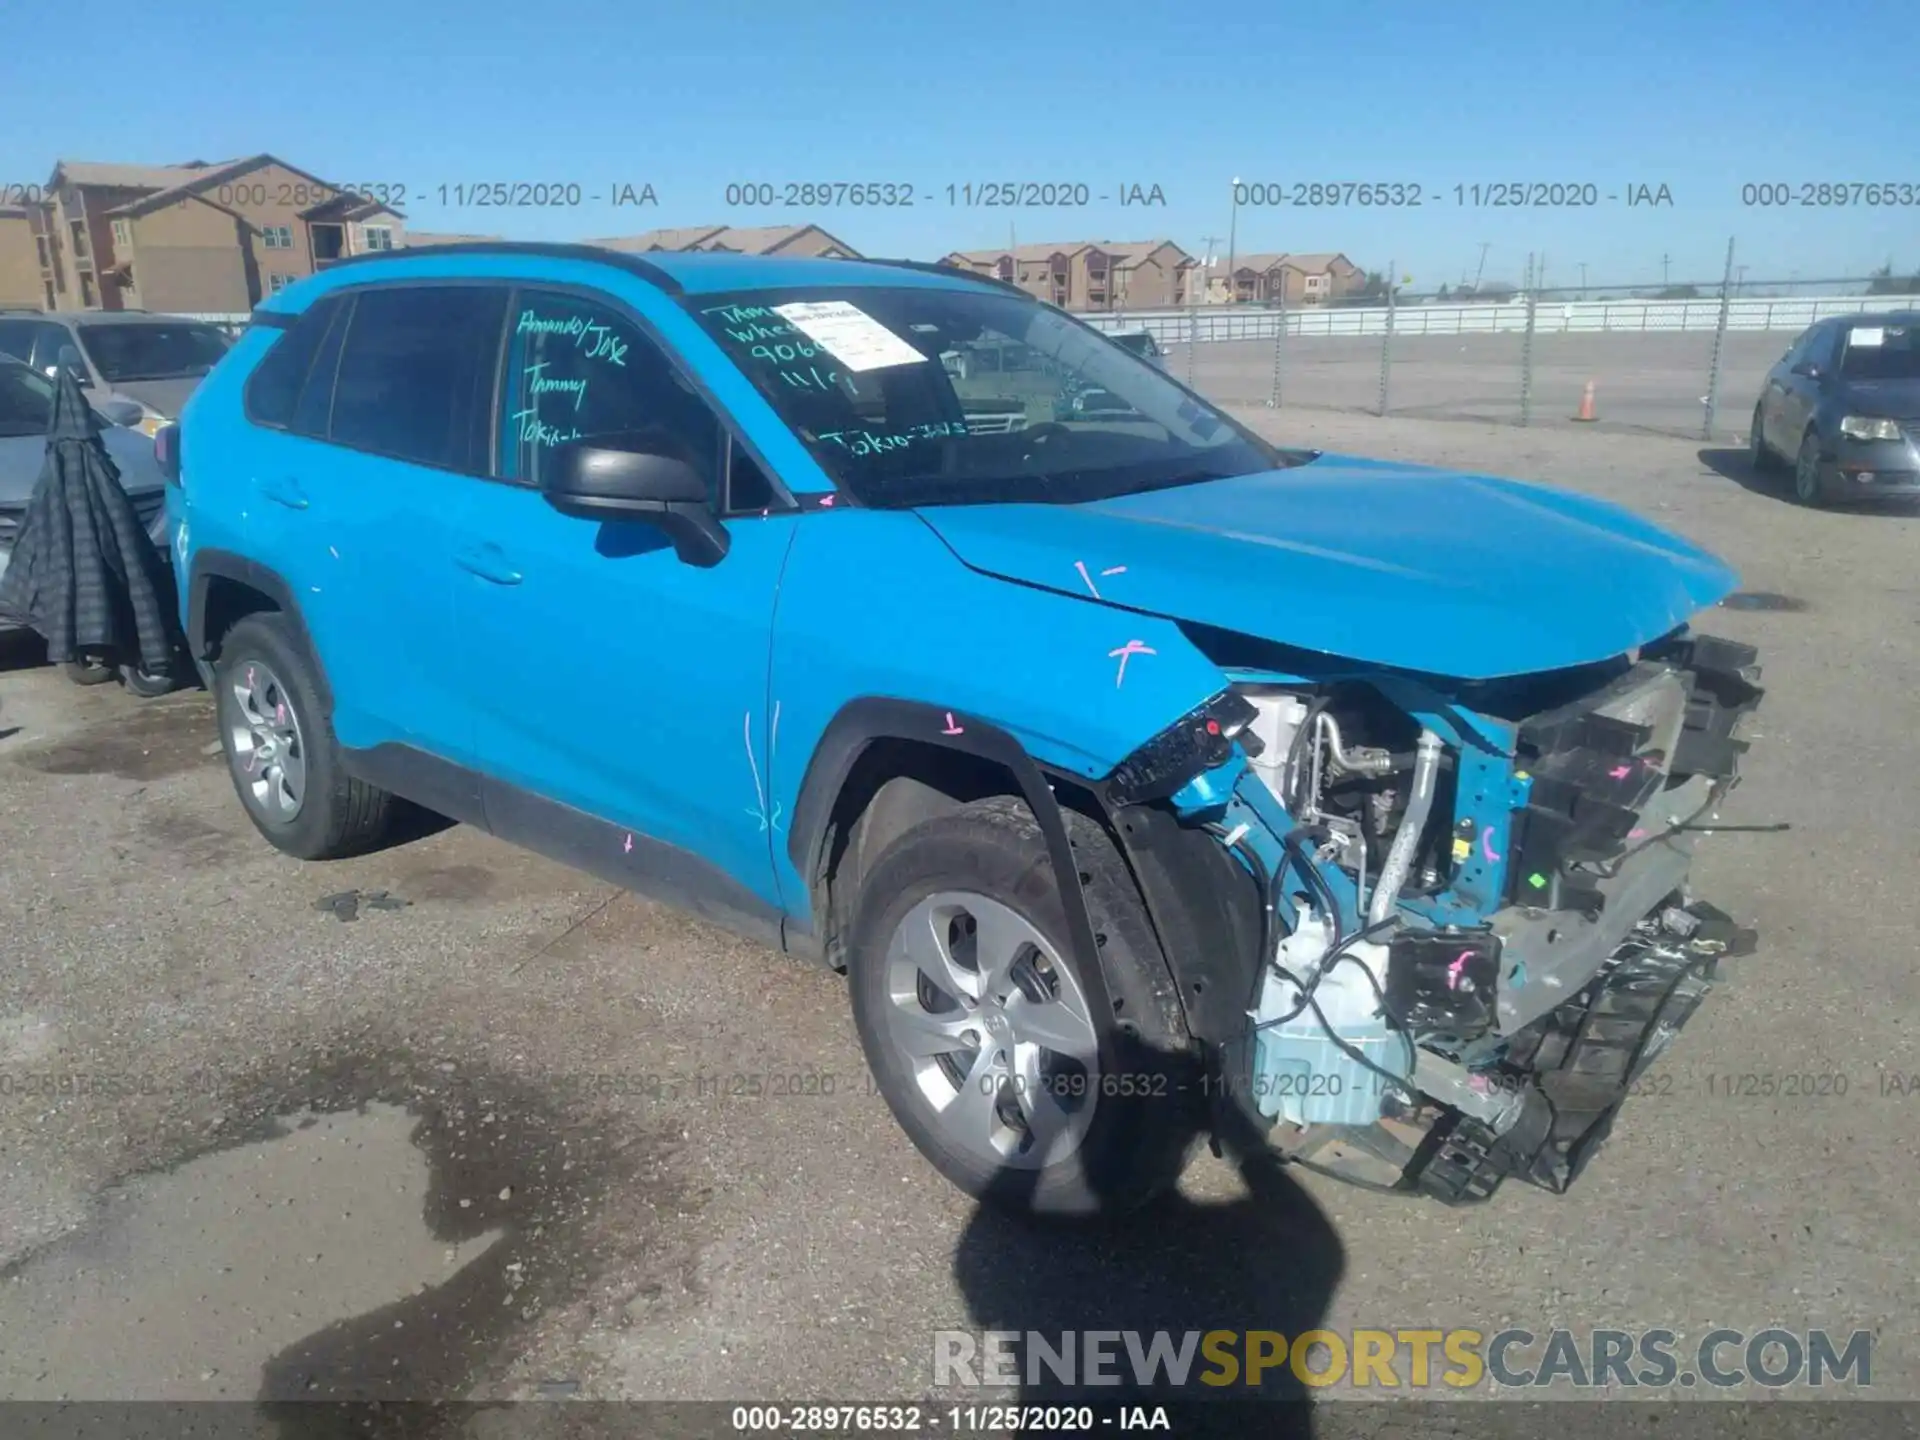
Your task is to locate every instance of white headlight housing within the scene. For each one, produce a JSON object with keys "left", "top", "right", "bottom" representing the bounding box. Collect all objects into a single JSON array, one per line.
[{"left": 1839, "top": 415, "right": 1902, "bottom": 441}]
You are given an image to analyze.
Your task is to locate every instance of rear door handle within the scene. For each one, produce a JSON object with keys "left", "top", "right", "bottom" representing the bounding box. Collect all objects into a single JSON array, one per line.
[
  {"left": 254, "top": 476, "right": 308, "bottom": 510},
  {"left": 455, "top": 543, "right": 523, "bottom": 586}
]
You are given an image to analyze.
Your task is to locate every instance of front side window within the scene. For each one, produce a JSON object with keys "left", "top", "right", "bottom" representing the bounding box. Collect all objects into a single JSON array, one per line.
[
  {"left": 685, "top": 285, "right": 1289, "bottom": 508},
  {"left": 0, "top": 320, "right": 36, "bottom": 365},
  {"left": 330, "top": 285, "right": 505, "bottom": 471},
  {"left": 77, "top": 322, "right": 230, "bottom": 383},
  {"left": 0, "top": 361, "right": 54, "bottom": 437},
  {"left": 501, "top": 289, "right": 722, "bottom": 496}
]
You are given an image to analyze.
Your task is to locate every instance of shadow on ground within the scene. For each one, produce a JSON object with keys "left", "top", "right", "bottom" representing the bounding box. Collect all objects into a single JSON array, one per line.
[
  {"left": 952, "top": 1042, "right": 1343, "bottom": 1439},
  {"left": 1698, "top": 446, "right": 1920, "bottom": 513}
]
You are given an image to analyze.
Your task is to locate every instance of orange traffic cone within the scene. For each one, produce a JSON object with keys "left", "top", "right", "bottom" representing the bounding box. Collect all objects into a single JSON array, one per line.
[{"left": 1573, "top": 380, "right": 1597, "bottom": 422}]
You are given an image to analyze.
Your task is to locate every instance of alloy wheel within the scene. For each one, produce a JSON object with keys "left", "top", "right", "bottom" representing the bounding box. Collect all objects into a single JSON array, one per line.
[
  {"left": 881, "top": 890, "right": 1101, "bottom": 1170},
  {"left": 1794, "top": 435, "right": 1823, "bottom": 504},
  {"left": 226, "top": 660, "right": 307, "bottom": 822}
]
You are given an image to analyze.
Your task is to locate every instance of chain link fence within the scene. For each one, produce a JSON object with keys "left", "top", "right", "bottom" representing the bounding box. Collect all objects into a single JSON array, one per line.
[{"left": 1083, "top": 251, "right": 1917, "bottom": 441}]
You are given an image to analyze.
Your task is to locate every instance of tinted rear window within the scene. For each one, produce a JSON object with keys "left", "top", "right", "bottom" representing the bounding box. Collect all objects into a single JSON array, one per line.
[
  {"left": 329, "top": 286, "right": 506, "bottom": 471},
  {"left": 245, "top": 298, "right": 341, "bottom": 429}
]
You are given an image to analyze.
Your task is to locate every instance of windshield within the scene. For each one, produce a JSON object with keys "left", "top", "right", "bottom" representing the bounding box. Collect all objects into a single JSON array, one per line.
[
  {"left": 685, "top": 285, "right": 1293, "bottom": 507},
  {"left": 1838, "top": 323, "right": 1920, "bottom": 382},
  {"left": 78, "top": 322, "right": 231, "bottom": 383},
  {"left": 0, "top": 361, "right": 54, "bottom": 438}
]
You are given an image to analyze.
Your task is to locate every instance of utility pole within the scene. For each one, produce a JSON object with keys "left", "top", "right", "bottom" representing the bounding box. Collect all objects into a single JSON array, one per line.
[
  {"left": 1226, "top": 179, "right": 1242, "bottom": 304},
  {"left": 1735, "top": 264, "right": 1748, "bottom": 295},
  {"left": 1471, "top": 242, "right": 1491, "bottom": 294},
  {"left": 1197, "top": 234, "right": 1223, "bottom": 303}
]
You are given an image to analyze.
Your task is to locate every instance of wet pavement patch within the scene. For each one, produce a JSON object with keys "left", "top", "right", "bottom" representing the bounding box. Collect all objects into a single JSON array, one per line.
[
  {"left": 1718, "top": 591, "right": 1809, "bottom": 612},
  {"left": 10, "top": 691, "right": 217, "bottom": 781},
  {"left": 313, "top": 890, "right": 412, "bottom": 923},
  {"left": 0, "top": 1043, "right": 705, "bottom": 1432}
]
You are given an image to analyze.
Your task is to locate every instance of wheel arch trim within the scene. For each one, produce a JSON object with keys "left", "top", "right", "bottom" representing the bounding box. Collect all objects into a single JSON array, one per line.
[
  {"left": 186, "top": 548, "right": 333, "bottom": 714},
  {"left": 787, "top": 698, "right": 1105, "bottom": 1004}
]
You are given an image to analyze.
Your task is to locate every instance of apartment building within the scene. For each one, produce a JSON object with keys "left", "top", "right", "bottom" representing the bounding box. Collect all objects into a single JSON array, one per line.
[
  {"left": 1206, "top": 251, "right": 1367, "bottom": 305},
  {"left": 941, "top": 240, "right": 1196, "bottom": 311},
  {"left": 12, "top": 155, "right": 407, "bottom": 314},
  {"left": 0, "top": 207, "right": 44, "bottom": 309},
  {"left": 583, "top": 224, "right": 860, "bottom": 258}
]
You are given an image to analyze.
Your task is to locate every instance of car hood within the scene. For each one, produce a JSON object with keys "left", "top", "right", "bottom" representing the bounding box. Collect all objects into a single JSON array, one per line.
[
  {"left": 911, "top": 455, "right": 1739, "bottom": 681},
  {"left": 1835, "top": 377, "right": 1920, "bottom": 421},
  {"left": 0, "top": 425, "right": 167, "bottom": 506},
  {"left": 106, "top": 376, "right": 203, "bottom": 420}
]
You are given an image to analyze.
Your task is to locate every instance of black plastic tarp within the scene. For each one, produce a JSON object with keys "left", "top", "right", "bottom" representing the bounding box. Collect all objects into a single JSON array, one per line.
[{"left": 0, "top": 371, "right": 178, "bottom": 673}]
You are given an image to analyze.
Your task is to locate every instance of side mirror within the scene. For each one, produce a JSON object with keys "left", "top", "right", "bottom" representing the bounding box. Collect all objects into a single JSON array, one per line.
[
  {"left": 1791, "top": 361, "right": 1821, "bottom": 380},
  {"left": 154, "top": 422, "right": 182, "bottom": 485},
  {"left": 543, "top": 444, "right": 730, "bottom": 568},
  {"left": 97, "top": 397, "right": 144, "bottom": 428}
]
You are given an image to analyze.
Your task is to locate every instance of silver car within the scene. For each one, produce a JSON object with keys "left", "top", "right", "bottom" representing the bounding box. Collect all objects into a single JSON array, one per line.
[
  {"left": 0, "top": 354, "right": 171, "bottom": 635},
  {"left": 0, "top": 310, "right": 232, "bottom": 437}
]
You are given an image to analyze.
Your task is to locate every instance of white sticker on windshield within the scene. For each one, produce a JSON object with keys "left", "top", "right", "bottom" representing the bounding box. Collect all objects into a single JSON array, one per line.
[
  {"left": 1851, "top": 326, "right": 1885, "bottom": 347},
  {"left": 773, "top": 301, "right": 926, "bottom": 372}
]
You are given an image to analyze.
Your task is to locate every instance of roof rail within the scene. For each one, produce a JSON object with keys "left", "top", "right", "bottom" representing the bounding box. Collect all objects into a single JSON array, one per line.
[{"left": 315, "top": 239, "right": 685, "bottom": 295}]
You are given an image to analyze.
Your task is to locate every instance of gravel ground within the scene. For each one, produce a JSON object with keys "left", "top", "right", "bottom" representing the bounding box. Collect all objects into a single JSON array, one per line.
[{"left": 0, "top": 409, "right": 1914, "bottom": 1428}]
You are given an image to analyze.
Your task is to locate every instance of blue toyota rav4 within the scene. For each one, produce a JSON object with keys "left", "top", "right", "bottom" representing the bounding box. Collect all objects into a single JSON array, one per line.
[{"left": 167, "top": 244, "right": 1764, "bottom": 1215}]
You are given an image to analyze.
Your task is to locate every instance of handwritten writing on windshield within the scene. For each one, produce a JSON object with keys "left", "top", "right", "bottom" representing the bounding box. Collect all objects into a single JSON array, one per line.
[
  {"left": 817, "top": 421, "right": 967, "bottom": 457},
  {"left": 700, "top": 303, "right": 844, "bottom": 394},
  {"left": 517, "top": 309, "right": 629, "bottom": 366}
]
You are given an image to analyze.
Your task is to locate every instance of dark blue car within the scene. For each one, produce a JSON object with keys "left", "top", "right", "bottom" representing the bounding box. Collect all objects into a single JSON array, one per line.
[
  {"left": 168, "top": 243, "right": 1765, "bottom": 1215},
  {"left": 1751, "top": 311, "right": 1920, "bottom": 505}
]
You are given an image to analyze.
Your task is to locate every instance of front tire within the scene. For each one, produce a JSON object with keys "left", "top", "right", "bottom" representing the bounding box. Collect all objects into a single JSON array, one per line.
[
  {"left": 213, "top": 613, "right": 393, "bottom": 859},
  {"left": 847, "top": 796, "right": 1199, "bottom": 1217},
  {"left": 1793, "top": 430, "right": 1828, "bottom": 507},
  {"left": 1749, "top": 405, "right": 1781, "bottom": 473}
]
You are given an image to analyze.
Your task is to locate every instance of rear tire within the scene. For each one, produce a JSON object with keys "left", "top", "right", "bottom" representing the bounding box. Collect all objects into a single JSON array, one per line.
[
  {"left": 847, "top": 796, "right": 1199, "bottom": 1217},
  {"left": 213, "top": 613, "right": 393, "bottom": 860}
]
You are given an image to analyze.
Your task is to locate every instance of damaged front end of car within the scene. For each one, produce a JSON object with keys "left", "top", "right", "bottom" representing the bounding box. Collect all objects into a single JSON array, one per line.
[{"left": 1096, "top": 626, "right": 1765, "bottom": 1204}]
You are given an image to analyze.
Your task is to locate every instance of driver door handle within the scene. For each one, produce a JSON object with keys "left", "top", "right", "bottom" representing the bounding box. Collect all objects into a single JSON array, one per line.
[
  {"left": 254, "top": 476, "right": 309, "bottom": 510},
  {"left": 455, "top": 543, "right": 523, "bottom": 586}
]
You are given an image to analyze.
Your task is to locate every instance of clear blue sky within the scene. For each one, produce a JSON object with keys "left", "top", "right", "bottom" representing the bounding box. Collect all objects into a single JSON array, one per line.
[{"left": 5, "top": 0, "right": 1915, "bottom": 289}]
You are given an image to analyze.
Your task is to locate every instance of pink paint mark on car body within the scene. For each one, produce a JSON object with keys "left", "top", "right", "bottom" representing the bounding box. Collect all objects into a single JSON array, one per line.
[
  {"left": 1481, "top": 828, "right": 1502, "bottom": 862},
  {"left": 942, "top": 712, "right": 964, "bottom": 735},
  {"left": 1074, "top": 561, "right": 1102, "bottom": 599},
  {"left": 1108, "top": 640, "right": 1157, "bottom": 688}
]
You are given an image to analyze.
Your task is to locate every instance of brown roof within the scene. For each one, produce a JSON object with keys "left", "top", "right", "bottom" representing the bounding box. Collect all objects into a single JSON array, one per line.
[
  {"left": 585, "top": 224, "right": 854, "bottom": 256},
  {"left": 1279, "top": 252, "right": 1357, "bottom": 273},
  {"left": 1083, "top": 240, "right": 1195, "bottom": 268},
  {"left": 587, "top": 225, "right": 728, "bottom": 252},
  {"left": 405, "top": 231, "right": 504, "bottom": 246},
  {"left": 50, "top": 159, "right": 216, "bottom": 191},
  {"left": 956, "top": 239, "right": 1195, "bottom": 269},
  {"left": 299, "top": 191, "right": 404, "bottom": 223},
  {"left": 106, "top": 154, "right": 352, "bottom": 219},
  {"left": 1220, "top": 251, "right": 1288, "bottom": 276}
]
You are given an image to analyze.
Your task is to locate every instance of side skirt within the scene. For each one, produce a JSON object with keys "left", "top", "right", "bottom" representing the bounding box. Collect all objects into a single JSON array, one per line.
[{"left": 341, "top": 742, "right": 788, "bottom": 953}]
